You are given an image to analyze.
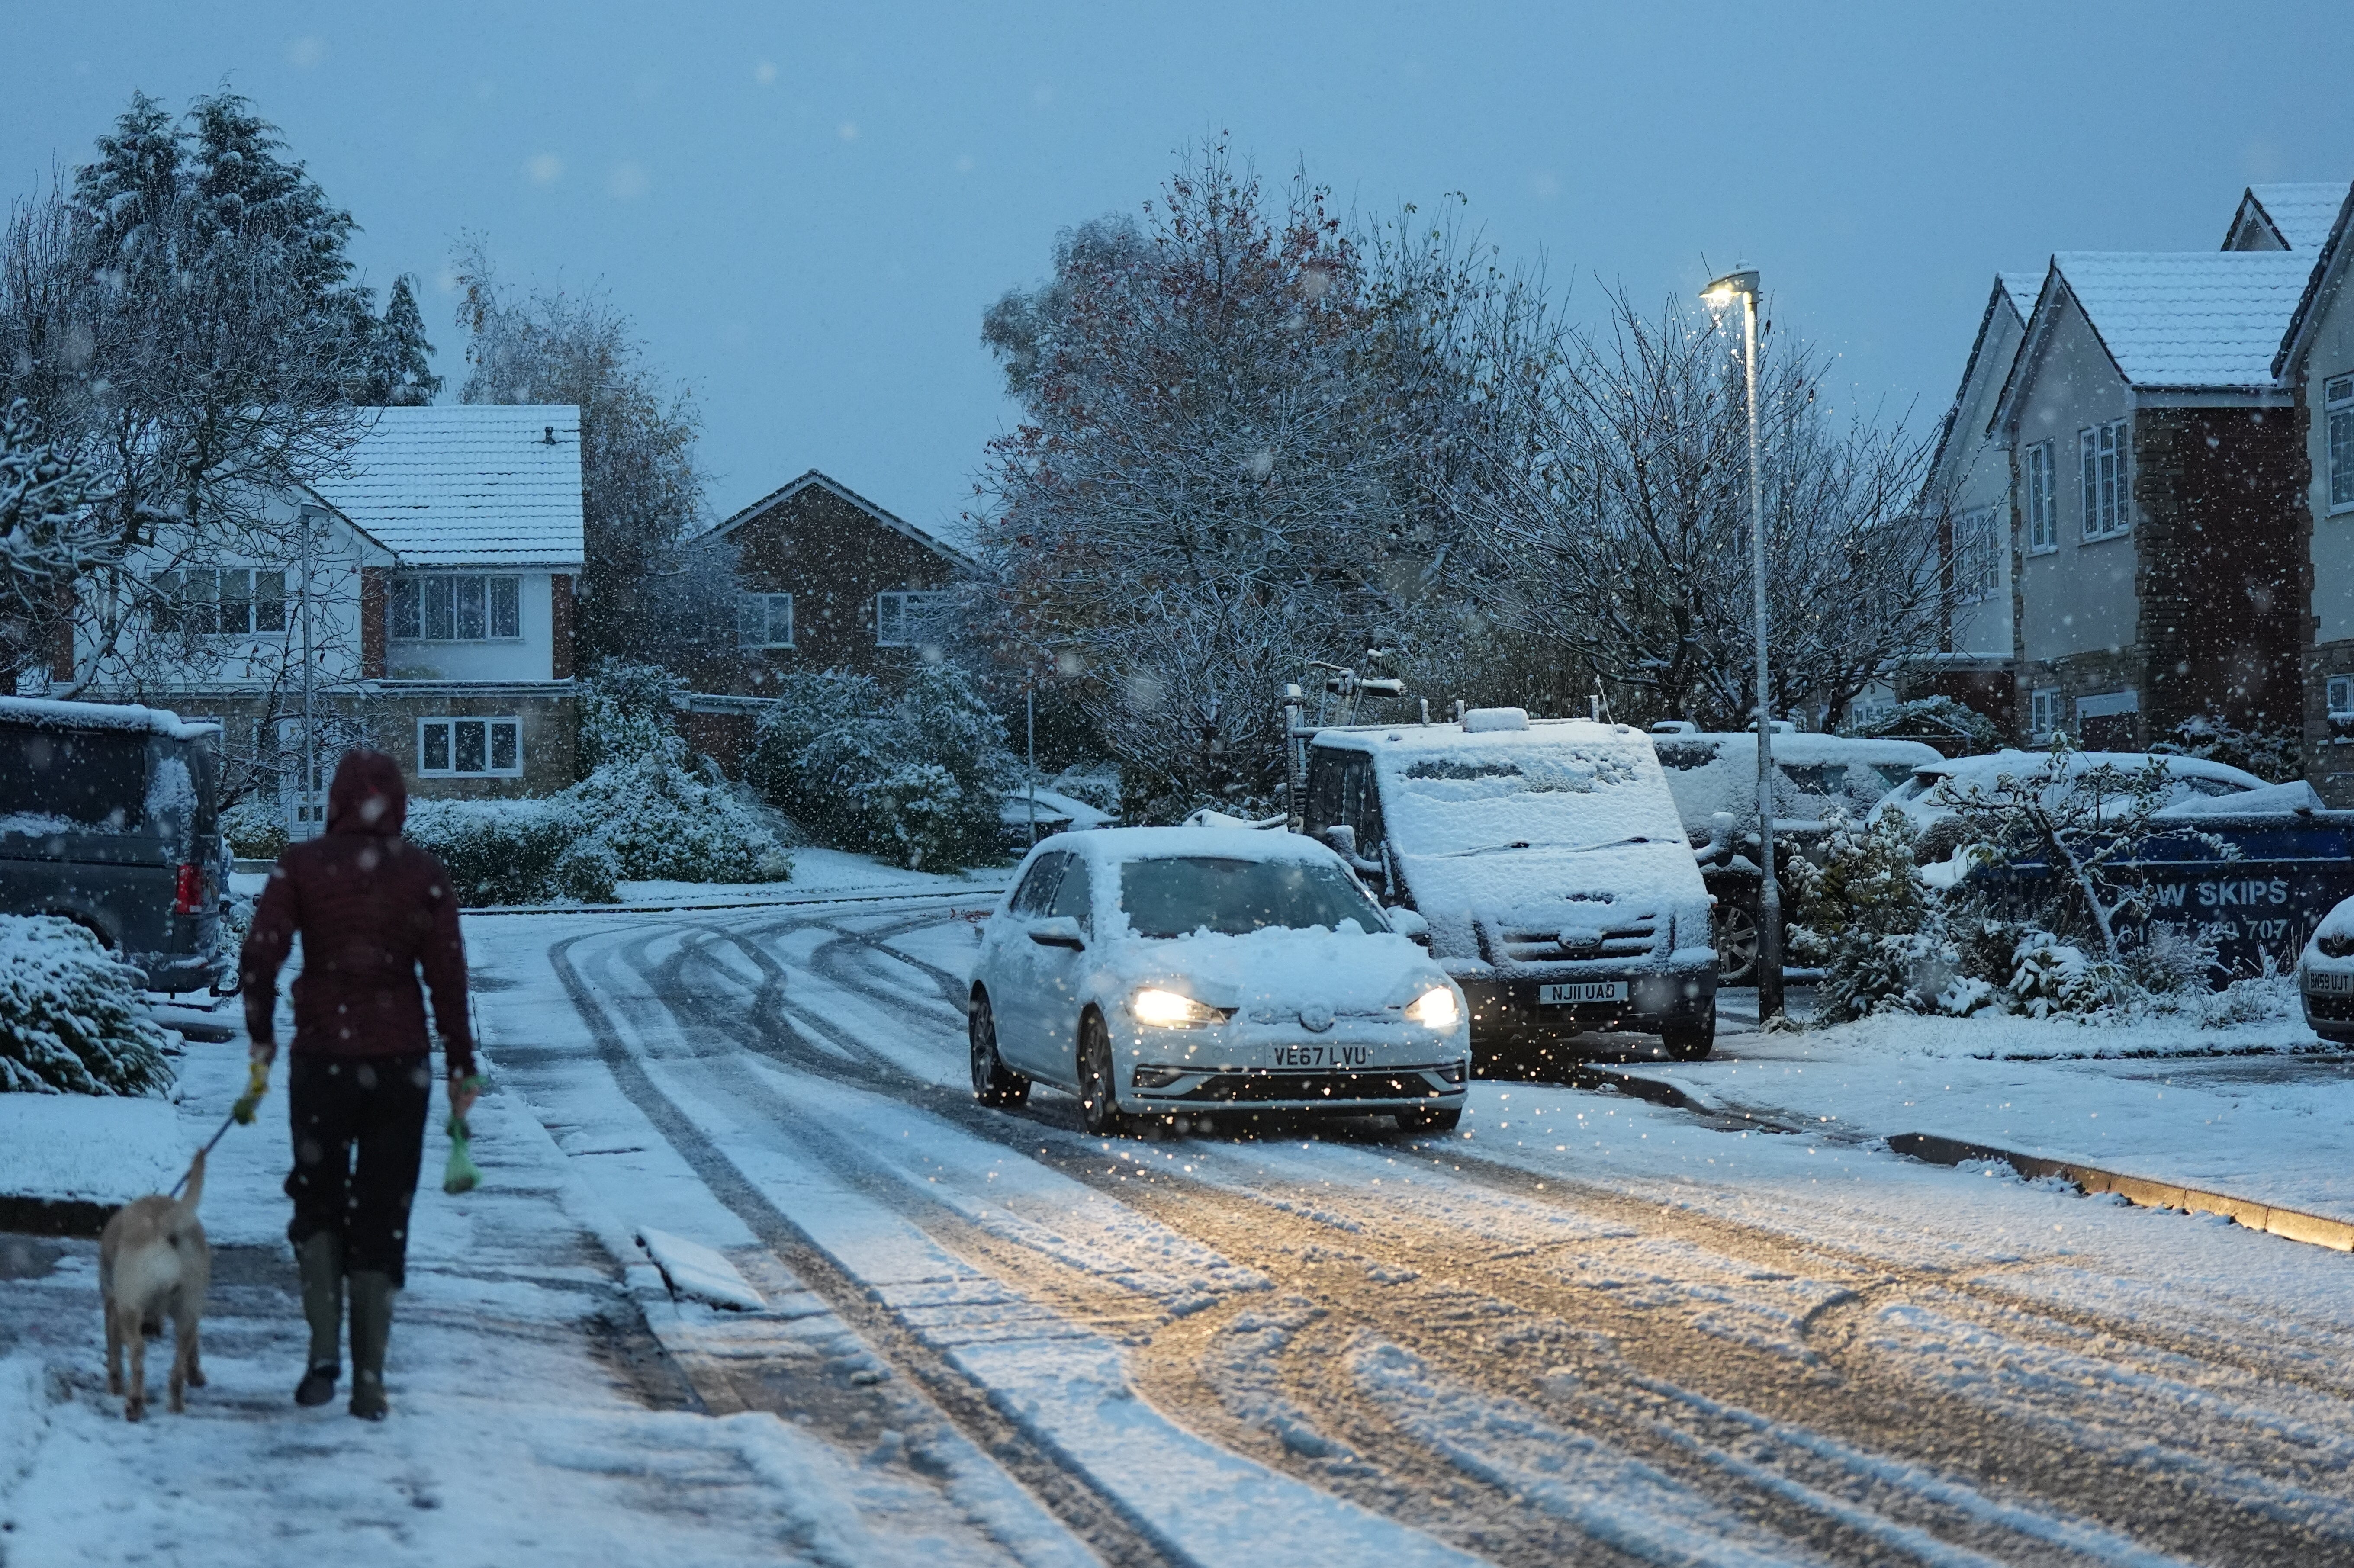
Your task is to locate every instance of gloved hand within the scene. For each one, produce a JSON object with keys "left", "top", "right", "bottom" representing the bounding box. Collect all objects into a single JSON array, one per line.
[{"left": 232, "top": 1044, "right": 273, "bottom": 1125}]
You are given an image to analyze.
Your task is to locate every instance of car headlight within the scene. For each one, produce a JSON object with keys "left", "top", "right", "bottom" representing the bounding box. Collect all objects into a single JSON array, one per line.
[
  {"left": 1404, "top": 986, "right": 1460, "bottom": 1028},
  {"left": 1131, "top": 987, "right": 1224, "bottom": 1027}
]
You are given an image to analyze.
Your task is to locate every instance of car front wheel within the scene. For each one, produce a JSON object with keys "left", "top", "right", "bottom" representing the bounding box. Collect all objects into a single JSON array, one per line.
[
  {"left": 1077, "top": 1011, "right": 1129, "bottom": 1137},
  {"left": 969, "top": 992, "right": 1030, "bottom": 1109}
]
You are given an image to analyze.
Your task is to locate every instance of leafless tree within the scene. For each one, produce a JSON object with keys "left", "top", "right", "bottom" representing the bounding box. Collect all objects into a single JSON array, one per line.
[{"left": 1467, "top": 286, "right": 1949, "bottom": 729}]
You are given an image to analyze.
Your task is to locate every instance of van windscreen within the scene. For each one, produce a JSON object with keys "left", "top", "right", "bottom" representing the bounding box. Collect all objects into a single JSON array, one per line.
[{"left": 0, "top": 728, "right": 149, "bottom": 831}]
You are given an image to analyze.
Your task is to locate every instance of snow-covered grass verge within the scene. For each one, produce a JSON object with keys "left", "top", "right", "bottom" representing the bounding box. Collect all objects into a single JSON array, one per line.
[
  {"left": 0, "top": 914, "right": 174, "bottom": 1096},
  {"left": 1795, "top": 974, "right": 2313, "bottom": 1062}
]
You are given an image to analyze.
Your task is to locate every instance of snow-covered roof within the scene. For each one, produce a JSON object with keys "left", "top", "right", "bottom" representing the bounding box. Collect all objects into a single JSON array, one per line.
[
  {"left": 2048, "top": 251, "right": 2314, "bottom": 389},
  {"left": 1997, "top": 269, "right": 2042, "bottom": 324},
  {"left": 707, "top": 470, "right": 972, "bottom": 566},
  {"left": 0, "top": 695, "right": 218, "bottom": 742},
  {"left": 2225, "top": 182, "right": 2352, "bottom": 253},
  {"left": 307, "top": 405, "right": 585, "bottom": 569}
]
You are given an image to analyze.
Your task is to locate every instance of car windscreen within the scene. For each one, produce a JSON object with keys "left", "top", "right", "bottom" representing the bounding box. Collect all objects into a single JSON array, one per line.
[
  {"left": 0, "top": 726, "right": 149, "bottom": 831},
  {"left": 1377, "top": 740, "right": 1685, "bottom": 855},
  {"left": 1117, "top": 856, "right": 1386, "bottom": 938}
]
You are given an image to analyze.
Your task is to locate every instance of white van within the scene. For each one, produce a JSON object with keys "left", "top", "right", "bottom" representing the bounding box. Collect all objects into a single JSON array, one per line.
[{"left": 1300, "top": 708, "right": 1717, "bottom": 1061}]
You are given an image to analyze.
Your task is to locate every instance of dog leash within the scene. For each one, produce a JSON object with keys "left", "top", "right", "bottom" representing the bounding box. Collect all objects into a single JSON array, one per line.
[{"left": 168, "top": 1058, "right": 273, "bottom": 1200}]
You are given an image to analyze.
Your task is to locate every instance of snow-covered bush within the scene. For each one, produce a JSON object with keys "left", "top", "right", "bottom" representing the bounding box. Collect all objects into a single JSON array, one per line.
[
  {"left": 0, "top": 915, "right": 174, "bottom": 1096},
  {"left": 569, "top": 751, "right": 790, "bottom": 884},
  {"left": 1845, "top": 695, "right": 2001, "bottom": 755},
  {"left": 577, "top": 659, "right": 686, "bottom": 776},
  {"left": 1818, "top": 931, "right": 1965, "bottom": 1022},
  {"left": 403, "top": 798, "right": 596, "bottom": 906},
  {"left": 1790, "top": 811, "right": 1929, "bottom": 947},
  {"left": 1046, "top": 763, "right": 1122, "bottom": 816},
  {"left": 2005, "top": 932, "right": 2115, "bottom": 1018},
  {"left": 2163, "top": 713, "right": 2300, "bottom": 785},
  {"left": 218, "top": 796, "right": 288, "bottom": 860},
  {"left": 751, "top": 665, "right": 1011, "bottom": 871}
]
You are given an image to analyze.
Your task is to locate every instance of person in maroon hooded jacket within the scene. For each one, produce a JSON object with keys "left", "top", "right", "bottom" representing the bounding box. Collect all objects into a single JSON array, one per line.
[{"left": 240, "top": 749, "right": 479, "bottom": 1420}]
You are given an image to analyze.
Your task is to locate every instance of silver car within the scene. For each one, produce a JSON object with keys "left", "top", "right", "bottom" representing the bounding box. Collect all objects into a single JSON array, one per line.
[{"left": 968, "top": 826, "right": 1471, "bottom": 1136}]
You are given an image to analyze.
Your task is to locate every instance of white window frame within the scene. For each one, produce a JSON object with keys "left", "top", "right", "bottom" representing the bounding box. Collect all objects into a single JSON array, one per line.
[
  {"left": 1952, "top": 508, "right": 1997, "bottom": 603},
  {"left": 388, "top": 573, "right": 523, "bottom": 643},
  {"left": 2029, "top": 687, "right": 2063, "bottom": 741},
  {"left": 2328, "top": 373, "right": 2354, "bottom": 516},
  {"left": 2329, "top": 674, "right": 2354, "bottom": 719},
  {"left": 875, "top": 590, "right": 954, "bottom": 648},
  {"left": 153, "top": 566, "right": 289, "bottom": 637},
  {"left": 2023, "top": 441, "right": 2057, "bottom": 553},
  {"left": 2079, "top": 419, "right": 2131, "bottom": 541},
  {"left": 736, "top": 592, "right": 794, "bottom": 649},
  {"left": 415, "top": 717, "right": 524, "bottom": 778}
]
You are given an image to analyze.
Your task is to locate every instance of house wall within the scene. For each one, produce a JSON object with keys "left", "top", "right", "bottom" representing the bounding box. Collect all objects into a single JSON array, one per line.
[
  {"left": 2301, "top": 266, "right": 2354, "bottom": 801},
  {"left": 712, "top": 484, "right": 962, "bottom": 692},
  {"left": 2134, "top": 405, "right": 2307, "bottom": 744},
  {"left": 369, "top": 686, "right": 578, "bottom": 799},
  {"left": 1937, "top": 300, "right": 2025, "bottom": 659},
  {"left": 2013, "top": 295, "right": 2141, "bottom": 670},
  {"left": 2304, "top": 268, "right": 2354, "bottom": 641},
  {"left": 385, "top": 570, "right": 564, "bottom": 682}
]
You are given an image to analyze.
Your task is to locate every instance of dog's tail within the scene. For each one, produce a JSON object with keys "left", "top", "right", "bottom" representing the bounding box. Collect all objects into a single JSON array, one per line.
[{"left": 177, "top": 1147, "right": 207, "bottom": 1214}]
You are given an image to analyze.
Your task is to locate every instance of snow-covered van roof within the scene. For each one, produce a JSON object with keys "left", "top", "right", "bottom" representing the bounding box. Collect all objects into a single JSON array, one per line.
[
  {"left": 306, "top": 405, "right": 585, "bottom": 570},
  {"left": 2224, "top": 182, "right": 2352, "bottom": 254},
  {"left": 1312, "top": 718, "right": 1705, "bottom": 951},
  {"left": 0, "top": 695, "right": 218, "bottom": 742},
  {"left": 2042, "top": 252, "right": 2313, "bottom": 390}
]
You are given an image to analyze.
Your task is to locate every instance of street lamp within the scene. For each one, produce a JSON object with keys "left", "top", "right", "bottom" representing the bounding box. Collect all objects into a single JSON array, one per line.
[{"left": 1701, "top": 267, "right": 1783, "bottom": 1022}]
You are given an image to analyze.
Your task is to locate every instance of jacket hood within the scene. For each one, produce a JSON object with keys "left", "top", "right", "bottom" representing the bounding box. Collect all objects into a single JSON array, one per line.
[{"left": 325, "top": 749, "right": 408, "bottom": 837}]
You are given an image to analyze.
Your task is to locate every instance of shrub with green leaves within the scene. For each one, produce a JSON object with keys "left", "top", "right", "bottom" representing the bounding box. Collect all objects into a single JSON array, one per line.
[
  {"left": 0, "top": 915, "right": 174, "bottom": 1095},
  {"left": 570, "top": 750, "right": 791, "bottom": 883},
  {"left": 403, "top": 798, "right": 601, "bottom": 906},
  {"left": 751, "top": 664, "right": 1011, "bottom": 871},
  {"left": 219, "top": 797, "right": 289, "bottom": 860}
]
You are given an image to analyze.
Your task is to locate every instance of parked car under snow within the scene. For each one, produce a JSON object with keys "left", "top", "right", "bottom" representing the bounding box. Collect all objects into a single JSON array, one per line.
[
  {"left": 1299, "top": 708, "right": 1717, "bottom": 1064},
  {"left": 1649, "top": 725, "right": 1946, "bottom": 983},
  {"left": 2299, "top": 897, "right": 2354, "bottom": 1043},
  {"left": 967, "top": 826, "right": 1471, "bottom": 1135},
  {"left": 0, "top": 695, "right": 226, "bottom": 992},
  {"left": 1875, "top": 750, "right": 2269, "bottom": 837}
]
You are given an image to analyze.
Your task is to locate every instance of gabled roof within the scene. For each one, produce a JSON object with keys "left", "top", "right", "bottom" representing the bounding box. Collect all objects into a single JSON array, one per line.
[
  {"left": 2042, "top": 251, "right": 2312, "bottom": 390},
  {"left": 306, "top": 405, "right": 585, "bottom": 569},
  {"left": 1927, "top": 269, "right": 2043, "bottom": 481},
  {"left": 707, "top": 469, "right": 972, "bottom": 567},
  {"left": 2224, "top": 182, "right": 2353, "bottom": 253},
  {"left": 2272, "top": 183, "right": 2354, "bottom": 380}
]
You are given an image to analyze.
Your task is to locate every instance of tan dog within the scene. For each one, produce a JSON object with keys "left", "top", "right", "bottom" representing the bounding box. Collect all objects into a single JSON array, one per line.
[{"left": 98, "top": 1148, "right": 211, "bottom": 1422}]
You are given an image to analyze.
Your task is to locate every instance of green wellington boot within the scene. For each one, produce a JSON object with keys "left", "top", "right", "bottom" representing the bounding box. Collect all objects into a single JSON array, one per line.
[
  {"left": 293, "top": 1232, "right": 344, "bottom": 1406},
  {"left": 347, "top": 1270, "right": 396, "bottom": 1421}
]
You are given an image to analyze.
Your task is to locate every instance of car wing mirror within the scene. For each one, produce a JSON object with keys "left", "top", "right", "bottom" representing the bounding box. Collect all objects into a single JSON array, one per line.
[
  {"left": 1029, "top": 916, "right": 1086, "bottom": 950},
  {"left": 1386, "top": 906, "right": 1431, "bottom": 942},
  {"left": 1321, "top": 824, "right": 1357, "bottom": 857}
]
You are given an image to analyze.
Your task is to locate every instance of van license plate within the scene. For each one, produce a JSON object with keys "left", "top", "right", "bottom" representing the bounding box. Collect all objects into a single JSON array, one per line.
[
  {"left": 1539, "top": 982, "right": 1628, "bottom": 1005},
  {"left": 2308, "top": 970, "right": 2354, "bottom": 994}
]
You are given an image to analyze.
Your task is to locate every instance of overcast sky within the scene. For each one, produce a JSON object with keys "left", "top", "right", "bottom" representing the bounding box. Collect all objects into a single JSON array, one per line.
[{"left": 7, "top": 2, "right": 2351, "bottom": 536}]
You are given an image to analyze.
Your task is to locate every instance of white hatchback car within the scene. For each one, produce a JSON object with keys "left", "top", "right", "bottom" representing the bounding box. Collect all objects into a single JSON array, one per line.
[{"left": 968, "top": 826, "right": 1472, "bottom": 1136}]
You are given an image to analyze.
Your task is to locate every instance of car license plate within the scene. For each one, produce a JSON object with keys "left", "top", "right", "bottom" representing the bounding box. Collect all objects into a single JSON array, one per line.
[
  {"left": 1539, "top": 981, "right": 1629, "bottom": 1005},
  {"left": 2309, "top": 970, "right": 2354, "bottom": 994}
]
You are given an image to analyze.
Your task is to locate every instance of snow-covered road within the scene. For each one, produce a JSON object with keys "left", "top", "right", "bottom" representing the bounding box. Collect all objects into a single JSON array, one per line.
[{"left": 458, "top": 892, "right": 2354, "bottom": 1567}]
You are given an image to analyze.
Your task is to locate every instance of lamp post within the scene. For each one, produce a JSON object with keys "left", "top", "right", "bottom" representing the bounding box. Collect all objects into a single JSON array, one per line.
[{"left": 1701, "top": 268, "right": 1783, "bottom": 1022}]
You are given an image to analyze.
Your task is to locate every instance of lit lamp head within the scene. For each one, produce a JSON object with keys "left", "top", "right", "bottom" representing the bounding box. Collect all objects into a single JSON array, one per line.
[{"left": 1700, "top": 269, "right": 1761, "bottom": 308}]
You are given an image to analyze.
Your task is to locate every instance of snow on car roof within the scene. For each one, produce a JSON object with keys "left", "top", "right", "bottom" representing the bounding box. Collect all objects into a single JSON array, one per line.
[
  {"left": 1059, "top": 825, "right": 1344, "bottom": 864},
  {"left": 1907, "top": 750, "right": 2265, "bottom": 788},
  {"left": 0, "top": 695, "right": 219, "bottom": 743}
]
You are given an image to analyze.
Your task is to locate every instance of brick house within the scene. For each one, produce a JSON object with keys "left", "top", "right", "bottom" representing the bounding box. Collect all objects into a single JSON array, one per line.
[
  {"left": 2272, "top": 184, "right": 2354, "bottom": 799},
  {"left": 1912, "top": 182, "right": 2352, "bottom": 756},
  {"left": 45, "top": 404, "right": 585, "bottom": 819},
  {"left": 679, "top": 470, "right": 971, "bottom": 769},
  {"left": 1988, "top": 249, "right": 2315, "bottom": 750}
]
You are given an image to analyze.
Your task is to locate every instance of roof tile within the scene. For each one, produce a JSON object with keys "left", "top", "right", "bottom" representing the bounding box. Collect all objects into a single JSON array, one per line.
[
  {"left": 2052, "top": 251, "right": 2312, "bottom": 389},
  {"left": 309, "top": 405, "right": 585, "bottom": 568}
]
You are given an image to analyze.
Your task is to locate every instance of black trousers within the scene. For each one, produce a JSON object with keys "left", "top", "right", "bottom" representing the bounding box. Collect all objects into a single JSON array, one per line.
[{"left": 285, "top": 1053, "right": 432, "bottom": 1287}]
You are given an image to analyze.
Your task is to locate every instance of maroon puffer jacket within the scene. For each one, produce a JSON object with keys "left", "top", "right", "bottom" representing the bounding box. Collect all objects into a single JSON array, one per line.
[{"left": 240, "top": 750, "right": 475, "bottom": 1076}]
